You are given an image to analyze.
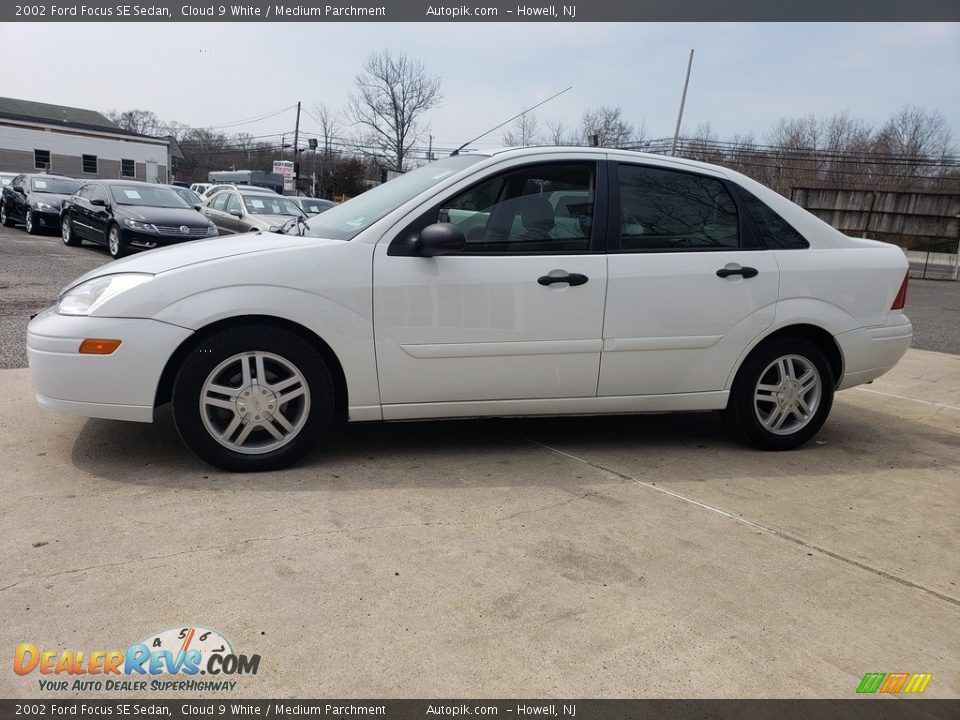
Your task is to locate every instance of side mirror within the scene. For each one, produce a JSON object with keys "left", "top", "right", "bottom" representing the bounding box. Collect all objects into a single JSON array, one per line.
[
  {"left": 417, "top": 223, "right": 465, "bottom": 257},
  {"left": 193, "top": 204, "right": 202, "bottom": 211},
  {"left": 228, "top": 208, "right": 242, "bottom": 217},
  {"left": 90, "top": 198, "right": 107, "bottom": 207},
  {"left": 13, "top": 186, "right": 25, "bottom": 195}
]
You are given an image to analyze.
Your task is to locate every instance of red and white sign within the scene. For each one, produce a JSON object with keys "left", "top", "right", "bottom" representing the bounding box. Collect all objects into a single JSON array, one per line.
[{"left": 273, "top": 160, "right": 294, "bottom": 191}]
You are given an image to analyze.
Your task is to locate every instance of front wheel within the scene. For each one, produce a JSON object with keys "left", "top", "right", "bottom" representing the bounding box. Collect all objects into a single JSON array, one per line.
[
  {"left": 25, "top": 210, "right": 39, "bottom": 235},
  {"left": 0, "top": 203, "right": 13, "bottom": 227},
  {"left": 107, "top": 224, "right": 127, "bottom": 258},
  {"left": 171, "top": 326, "right": 335, "bottom": 472},
  {"left": 727, "top": 338, "right": 834, "bottom": 451}
]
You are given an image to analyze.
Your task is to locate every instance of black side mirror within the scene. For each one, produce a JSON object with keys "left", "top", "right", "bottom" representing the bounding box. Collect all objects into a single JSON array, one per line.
[
  {"left": 13, "top": 186, "right": 25, "bottom": 195},
  {"left": 90, "top": 198, "right": 107, "bottom": 207},
  {"left": 193, "top": 204, "right": 202, "bottom": 211},
  {"left": 417, "top": 223, "right": 465, "bottom": 257}
]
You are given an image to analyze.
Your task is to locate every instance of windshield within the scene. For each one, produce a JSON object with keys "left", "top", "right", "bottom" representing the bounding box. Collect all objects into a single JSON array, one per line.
[
  {"left": 110, "top": 185, "right": 191, "bottom": 208},
  {"left": 245, "top": 195, "right": 304, "bottom": 216},
  {"left": 31, "top": 177, "right": 82, "bottom": 194},
  {"left": 299, "top": 199, "right": 334, "bottom": 214},
  {"left": 300, "top": 155, "right": 487, "bottom": 240},
  {"left": 172, "top": 187, "right": 201, "bottom": 206}
]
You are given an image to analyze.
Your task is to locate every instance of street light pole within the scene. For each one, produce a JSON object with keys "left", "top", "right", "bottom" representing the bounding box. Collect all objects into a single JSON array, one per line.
[
  {"left": 670, "top": 49, "right": 694, "bottom": 157},
  {"left": 293, "top": 101, "right": 301, "bottom": 193}
]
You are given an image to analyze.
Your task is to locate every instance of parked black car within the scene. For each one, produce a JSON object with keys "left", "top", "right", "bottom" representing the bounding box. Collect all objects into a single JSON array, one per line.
[
  {"left": 1, "top": 174, "right": 82, "bottom": 234},
  {"left": 61, "top": 180, "right": 218, "bottom": 258}
]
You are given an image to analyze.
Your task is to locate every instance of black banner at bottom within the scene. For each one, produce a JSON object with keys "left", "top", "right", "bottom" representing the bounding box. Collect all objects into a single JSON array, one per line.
[{"left": 1, "top": 700, "right": 958, "bottom": 720}]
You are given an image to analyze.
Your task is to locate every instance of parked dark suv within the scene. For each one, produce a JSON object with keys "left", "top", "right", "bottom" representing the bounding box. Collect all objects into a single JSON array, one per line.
[
  {"left": 61, "top": 180, "right": 218, "bottom": 258},
  {"left": 1, "top": 174, "right": 82, "bottom": 234}
]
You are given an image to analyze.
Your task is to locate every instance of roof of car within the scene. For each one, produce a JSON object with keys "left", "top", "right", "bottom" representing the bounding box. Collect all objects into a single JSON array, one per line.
[
  {"left": 86, "top": 179, "right": 172, "bottom": 186},
  {"left": 481, "top": 145, "right": 733, "bottom": 177},
  {"left": 20, "top": 173, "right": 80, "bottom": 181}
]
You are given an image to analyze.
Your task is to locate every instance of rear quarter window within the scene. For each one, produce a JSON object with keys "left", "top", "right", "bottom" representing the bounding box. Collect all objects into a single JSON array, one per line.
[{"left": 738, "top": 188, "right": 809, "bottom": 249}]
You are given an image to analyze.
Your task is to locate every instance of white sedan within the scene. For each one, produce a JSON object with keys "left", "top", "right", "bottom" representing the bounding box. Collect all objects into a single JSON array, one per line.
[{"left": 27, "top": 147, "right": 912, "bottom": 471}]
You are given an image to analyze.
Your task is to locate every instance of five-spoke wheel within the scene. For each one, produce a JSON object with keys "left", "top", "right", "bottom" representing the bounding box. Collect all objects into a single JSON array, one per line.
[{"left": 728, "top": 338, "right": 834, "bottom": 450}]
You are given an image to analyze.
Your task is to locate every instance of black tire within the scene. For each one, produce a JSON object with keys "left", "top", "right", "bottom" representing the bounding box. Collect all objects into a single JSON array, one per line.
[
  {"left": 24, "top": 210, "right": 39, "bottom": 235},
  {"left": 0, "top": 203, "right": 13, "bottom": 227},
  {"left": 171, "top": 325, "right": 335, "bottom": 472},
  {"left": 61, "top": 215, "right": 81, "bottom": 246},
  {"left": 107, "top": 223, "right": 127, "bottom": 258},
  {"left": 727, "top": 338, "right": 834, "bottom": 451}
]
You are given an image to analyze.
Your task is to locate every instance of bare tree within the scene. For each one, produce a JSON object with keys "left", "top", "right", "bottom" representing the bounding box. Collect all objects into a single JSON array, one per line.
[
  {"left": 545, "top": 119, "right": 574, "bottom": 145},
  {"left": 105, "top": 109, "right": 163, "bottom": 136},
  {"left": 580, "top": 106, "right": 636, "bottom": 147},
  {"left": 312, "top": 102, "right": 341, "bottom": 156},
  {"left": 347, "top": 50, "right": 442, "bottom": 172},
  {"left": 502, "top": 109, "right": 542, "bottom": 146}
]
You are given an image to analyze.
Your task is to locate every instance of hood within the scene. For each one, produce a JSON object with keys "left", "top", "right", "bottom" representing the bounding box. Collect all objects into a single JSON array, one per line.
[
  {"left": 30, "top": 192, "right": 70, "bottom": 208},
  {"left": 115, "top": 205, "right": 210, "bottom": 226},
  {"left": 62, "top": 232, "right": 328, "bottom": 292}
]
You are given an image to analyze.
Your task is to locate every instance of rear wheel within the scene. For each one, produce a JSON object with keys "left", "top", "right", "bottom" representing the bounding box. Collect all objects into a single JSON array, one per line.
[
  {"left": 0, "top": 203, "right": 13, "bottom": 227},
  {"left": 107, "top": 224, "right": 127, "bottom": 258},
  {"left": 171, "top": 325, "right": 335, "bottom": 472},
  {"left": 61, "top": 215, "right": 81, "bottom": 246},
  {"left": 727, "top": 338, "right": 834, "bottom": 450}
]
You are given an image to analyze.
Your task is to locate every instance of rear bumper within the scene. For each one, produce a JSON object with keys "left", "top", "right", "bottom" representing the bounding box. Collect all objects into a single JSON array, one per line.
[{"left": 835, "top": 314, "right": 912, "bottom": 390}]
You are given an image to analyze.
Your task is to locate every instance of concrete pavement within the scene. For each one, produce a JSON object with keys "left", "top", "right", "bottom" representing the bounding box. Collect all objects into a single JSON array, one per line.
[{"left": 0, "top": 349, "right": 957, "bottom": 698}]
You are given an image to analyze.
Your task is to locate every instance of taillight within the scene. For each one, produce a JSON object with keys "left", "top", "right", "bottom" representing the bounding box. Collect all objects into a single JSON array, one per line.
[{"left": 891, "top": 273, "right": 908, "bottom": 310}]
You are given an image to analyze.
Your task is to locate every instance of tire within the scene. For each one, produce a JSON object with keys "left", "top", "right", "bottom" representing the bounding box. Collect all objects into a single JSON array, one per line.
[
  {"left": 61, "top": 215, "right": 81, "bottom": 246},
  {"left": 727, "top": 338, "right": 834, "bottom": 451},
  {"left": 107, "top": 223, "right": 127, "bottom": 258},
  {"left": 24, "top": 210, "right": 38, "bottom": 235},
  {"left": 0, "top": 203, "right": 13, "bottom": 227},
  {"left": 171, "top": 325, "right": 335, "bottom": 472}
]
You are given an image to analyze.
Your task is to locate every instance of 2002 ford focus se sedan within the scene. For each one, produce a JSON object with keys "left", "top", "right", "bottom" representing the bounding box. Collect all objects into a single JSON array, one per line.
[{"left": 27, "top": 147, "right": 912, "bottom": 471}]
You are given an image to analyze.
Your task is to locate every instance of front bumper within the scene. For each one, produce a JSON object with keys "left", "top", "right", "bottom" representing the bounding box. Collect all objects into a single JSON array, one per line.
[
  {"left": 835, "top": 313, "right": 913, "bottom": 390},
  {"left": 32, "top": 209, "right": 61, "bottom": 229},
  {"left": 27, "top": 307, "right": 194, "bottom": 422},
  {"left": 123, "top": 228, "right": 215, "bottom": 252}
]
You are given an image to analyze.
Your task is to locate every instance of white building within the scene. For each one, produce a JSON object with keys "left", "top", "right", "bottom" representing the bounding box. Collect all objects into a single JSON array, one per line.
[{"left": 0, "top": 97, "right": 176, "bottom": 182}]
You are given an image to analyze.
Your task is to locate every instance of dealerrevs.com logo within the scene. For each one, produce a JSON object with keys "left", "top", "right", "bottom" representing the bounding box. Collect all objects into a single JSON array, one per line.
[{"left": 14, "top": 626, "right": 260, "bottom": 693}]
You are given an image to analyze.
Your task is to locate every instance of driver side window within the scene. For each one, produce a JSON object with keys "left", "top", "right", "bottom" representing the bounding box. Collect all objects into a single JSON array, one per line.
[
  {"left": 435, "top": 162, "right": 596, "bottom": 254},
  {"left": 225, "top": 194, "right": 241, "bottom": 214},
  {"left": 211, "top": 193, "right": 230, "bottom": 211}
]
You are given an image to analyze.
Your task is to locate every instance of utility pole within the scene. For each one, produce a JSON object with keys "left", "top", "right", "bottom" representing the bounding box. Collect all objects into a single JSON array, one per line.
[
  {"left": 292, "top": 101, "right": 301, "bottom": 193},
  {"left": 670, "top": 49, "right": 694, "bottom": 157},
  {"left": 428, "top": 134, "right": 434, "bottom": 162}
]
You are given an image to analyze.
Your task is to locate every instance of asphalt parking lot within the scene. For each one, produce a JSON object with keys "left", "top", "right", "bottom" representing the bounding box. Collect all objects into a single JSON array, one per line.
[{"left": 1, "top": 223, "right": 958, "bottom": 699}]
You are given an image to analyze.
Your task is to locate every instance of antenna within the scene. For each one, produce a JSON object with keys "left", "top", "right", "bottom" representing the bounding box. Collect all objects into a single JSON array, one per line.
[{"left": 451, "top": 86, "right": 573, "bottom": 156}]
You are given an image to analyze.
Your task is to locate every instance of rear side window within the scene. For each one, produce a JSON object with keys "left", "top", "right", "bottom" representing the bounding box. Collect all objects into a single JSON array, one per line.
[
  {"left": 617, "top": 165, "right": 739, "bottom": 251},
  {"left": 738, "top": 188, "right": 809, "bottom": 249}
]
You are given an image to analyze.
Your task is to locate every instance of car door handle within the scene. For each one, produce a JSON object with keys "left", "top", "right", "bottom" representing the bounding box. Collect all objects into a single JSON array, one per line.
[
  {"left": 538, "top": 273, "right": 589, "bottom": 287},
  {"left": 716, "top": 266, "right": 759, "bottom": 279}
]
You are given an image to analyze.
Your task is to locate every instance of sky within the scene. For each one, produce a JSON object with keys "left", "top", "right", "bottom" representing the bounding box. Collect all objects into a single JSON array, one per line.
[{"left": 2, "top": 22, "right": 958, "bottom": 154}]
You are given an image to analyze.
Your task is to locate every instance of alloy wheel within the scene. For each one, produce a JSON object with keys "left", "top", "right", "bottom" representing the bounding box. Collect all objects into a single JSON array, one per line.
[
  {"left": 198, "top": 351, "right": 311, "bottom": 455},
  {"left": 752, "top": 354, "right": 822, "bottom": 436}
]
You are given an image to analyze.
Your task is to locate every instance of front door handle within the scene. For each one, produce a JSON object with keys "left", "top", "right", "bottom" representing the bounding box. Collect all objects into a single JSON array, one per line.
[
  {"left": 538, "top": 273, "right": 589, "bottom": 287},
  {"left": 716, "top": 265, "right": 759, "bottom": 279}
]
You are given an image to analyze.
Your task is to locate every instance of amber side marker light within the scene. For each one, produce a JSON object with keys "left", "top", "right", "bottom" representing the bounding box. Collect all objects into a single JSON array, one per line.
[{"left": 78, "top": 339, "right": 122, "bottom": 355}]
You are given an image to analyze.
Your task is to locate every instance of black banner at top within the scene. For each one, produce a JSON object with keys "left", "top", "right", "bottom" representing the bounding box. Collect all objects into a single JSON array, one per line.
[{"left": 2, "top": 0, "right": 959, "bottom": 22}]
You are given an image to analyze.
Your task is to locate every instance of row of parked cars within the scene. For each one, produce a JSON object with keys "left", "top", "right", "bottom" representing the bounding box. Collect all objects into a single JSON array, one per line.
[{"left": 0, "top": 171, "right": 335, "bottom": 259}]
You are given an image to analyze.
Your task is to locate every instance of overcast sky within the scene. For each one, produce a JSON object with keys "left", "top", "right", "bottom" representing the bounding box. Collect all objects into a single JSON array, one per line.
[{"left": 2, "top": 22, "right": 958, "bottom": 152}]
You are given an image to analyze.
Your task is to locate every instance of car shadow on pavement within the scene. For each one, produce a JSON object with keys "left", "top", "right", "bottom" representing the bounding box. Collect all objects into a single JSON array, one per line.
[{"left": 68, "top": 397, "right": 959, "bottom": 490}]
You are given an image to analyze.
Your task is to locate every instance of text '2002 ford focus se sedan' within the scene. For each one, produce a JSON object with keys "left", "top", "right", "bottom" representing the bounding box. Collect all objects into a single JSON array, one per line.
[{"left": 27, "top": 147, "right": 912, "bottom": 472}]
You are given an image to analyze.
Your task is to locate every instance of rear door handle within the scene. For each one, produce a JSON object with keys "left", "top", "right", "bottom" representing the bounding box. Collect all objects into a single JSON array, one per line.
[
  {"left": 716, "top": 266, "right": 759, "bottom": 279},
  {"left": 538, "top": 273, "right": 589, "bottom": 287}
]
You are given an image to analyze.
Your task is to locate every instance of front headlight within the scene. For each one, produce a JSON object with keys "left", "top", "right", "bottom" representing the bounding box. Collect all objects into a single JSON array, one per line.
[
  {"left": 207, "top": 224, "right": 218, "bottom": 236},
  {"left": 57, "top": 273, "right": 154, "bottom": 316},
  {"left": 35, "top": 202, "right": 55, "bottom": 212},
  {"left": 123, "top": 217, "right": 158, "bottom": 233}
]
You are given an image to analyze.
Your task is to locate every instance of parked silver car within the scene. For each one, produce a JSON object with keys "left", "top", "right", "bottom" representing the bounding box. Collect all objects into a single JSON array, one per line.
[{"left": 201, "top": 187, "right": 306, "bottom": 234}]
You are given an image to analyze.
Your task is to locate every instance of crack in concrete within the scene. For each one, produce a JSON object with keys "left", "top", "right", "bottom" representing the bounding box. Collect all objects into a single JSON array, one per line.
[{"left": 493, "top": 425, "right": 960, "bottom": 609}]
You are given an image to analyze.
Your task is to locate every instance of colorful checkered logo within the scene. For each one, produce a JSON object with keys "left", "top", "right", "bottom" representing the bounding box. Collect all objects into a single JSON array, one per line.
[{"left": 857, "top": 672, "right": 933, "bottom": 694}]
